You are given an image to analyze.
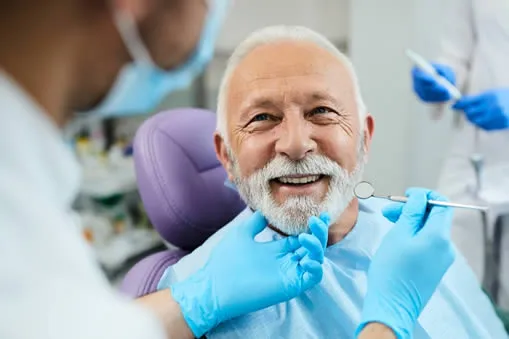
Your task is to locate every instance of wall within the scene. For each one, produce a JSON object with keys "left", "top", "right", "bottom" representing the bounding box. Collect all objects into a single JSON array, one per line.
[
  {"left": 408, "top": 0, "right": 455, "bottom": 189},
  {"left": 216, "top": 0, "right": 350, "bottom": 52},
  {"left": 349, "top": 0, "right": 454, "bottom": 194},
  {"left": 349, "top": 0, "right": 416, "bottom": 194}
]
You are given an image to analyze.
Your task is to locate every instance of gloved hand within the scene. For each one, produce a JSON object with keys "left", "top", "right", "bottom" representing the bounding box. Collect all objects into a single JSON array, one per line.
[
  {"left": 452, "top": 88, "right": 509, "bottom": 131},
  {"left": 356, "top": 188, "right": 455, "bottom": 339},
  {"left": 411, "top": 63, "right": 456, "bottom": 103},
  {"left": 170, "top": 211, "right": 331, "bottom": 337}
]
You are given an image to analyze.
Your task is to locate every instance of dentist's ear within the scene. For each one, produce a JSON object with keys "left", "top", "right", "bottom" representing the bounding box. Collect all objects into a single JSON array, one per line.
[{"left": 110, "top": 0, "right": 151, "bottom": 21}]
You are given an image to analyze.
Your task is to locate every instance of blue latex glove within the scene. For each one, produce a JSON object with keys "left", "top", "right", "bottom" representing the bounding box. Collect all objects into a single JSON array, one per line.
[
  {"left": 411, "top": 63, "right": 456, "bottom": 103},
  {"left": 356, "top": 188, "right": 455, "bottom": 339},
  {"left": 170, "top": 211, "right": 331, "bottom": 337},
  {"left": 452, "top": 88, "right": 509, "bottom": 131}
]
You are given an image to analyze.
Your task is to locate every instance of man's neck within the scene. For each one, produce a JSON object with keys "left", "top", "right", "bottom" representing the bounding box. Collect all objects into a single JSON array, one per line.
[{"left": 327, "top": 198, "right": 359, "bottom": 245}]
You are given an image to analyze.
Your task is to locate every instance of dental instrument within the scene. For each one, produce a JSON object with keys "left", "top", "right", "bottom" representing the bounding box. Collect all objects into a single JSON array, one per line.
[
  {"left": 405, "top": 49, "right": 462, "bottom": 100},
  {"left": 354, "top": 181, "right": 489, "bottom": 212}
]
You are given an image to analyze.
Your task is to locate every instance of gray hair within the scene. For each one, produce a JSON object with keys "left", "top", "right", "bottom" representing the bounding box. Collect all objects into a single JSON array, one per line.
[{"left": 216, "top": 25, "right": 368, "bottom": 143}]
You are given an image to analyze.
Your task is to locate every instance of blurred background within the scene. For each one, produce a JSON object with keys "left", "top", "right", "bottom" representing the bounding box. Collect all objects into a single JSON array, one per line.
[{"left": 64, "top": 0, "right": 455, "bottom": 285}]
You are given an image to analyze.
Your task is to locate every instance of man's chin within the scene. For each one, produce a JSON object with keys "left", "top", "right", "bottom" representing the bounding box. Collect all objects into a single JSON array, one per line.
[{"left": 262, "top": 206, "right": 316, "bottom": 236}]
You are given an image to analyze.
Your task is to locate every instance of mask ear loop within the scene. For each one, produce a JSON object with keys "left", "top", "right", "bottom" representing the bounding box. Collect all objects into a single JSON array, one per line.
[{"left": 112, "top": 7, "right": 155, "bottom": 67}]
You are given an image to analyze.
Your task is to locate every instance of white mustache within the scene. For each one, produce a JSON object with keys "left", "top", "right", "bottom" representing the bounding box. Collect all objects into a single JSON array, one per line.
[{"left": 259, "top": 154, "right": 341, "bottom": 181}]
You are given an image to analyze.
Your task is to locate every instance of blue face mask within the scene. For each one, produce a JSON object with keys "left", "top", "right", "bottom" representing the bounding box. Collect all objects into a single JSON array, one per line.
[{"left": 84, "top": 0, "right": 230, "bottom": 118}]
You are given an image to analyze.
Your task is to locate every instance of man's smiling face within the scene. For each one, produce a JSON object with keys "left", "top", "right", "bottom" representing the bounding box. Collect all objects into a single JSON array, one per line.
[{"left": 215, "top": 40, "right": 374, "bottom": 235}]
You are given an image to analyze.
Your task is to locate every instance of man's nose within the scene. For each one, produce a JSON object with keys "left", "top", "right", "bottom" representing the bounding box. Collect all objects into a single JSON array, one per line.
[{"left": 275, "top": 118, "right": 317, "bottom": 160}]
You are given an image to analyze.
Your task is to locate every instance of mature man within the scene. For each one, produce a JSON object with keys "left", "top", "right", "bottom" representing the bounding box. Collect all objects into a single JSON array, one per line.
[{"left": 157, "top": 26, "right": 507, "bottom": 338}]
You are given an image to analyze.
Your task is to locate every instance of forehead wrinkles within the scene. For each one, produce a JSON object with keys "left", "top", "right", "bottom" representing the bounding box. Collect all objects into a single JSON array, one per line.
[{"left": 227, "top": 41, "right": 357, "bottom": 109}]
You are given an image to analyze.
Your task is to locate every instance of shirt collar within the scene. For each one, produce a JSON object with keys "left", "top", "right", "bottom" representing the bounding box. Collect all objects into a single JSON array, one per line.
[{"left": 0, "top": 70, "right": 81, "bottom": 210}]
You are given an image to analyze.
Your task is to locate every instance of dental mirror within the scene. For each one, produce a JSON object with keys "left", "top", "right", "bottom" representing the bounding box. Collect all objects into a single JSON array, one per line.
[
  {"left": 354, "top": 181, "right": 375, "bottom": 199},
  {"left": 354, "top": 181, "right": 489, "bottom": 212}
]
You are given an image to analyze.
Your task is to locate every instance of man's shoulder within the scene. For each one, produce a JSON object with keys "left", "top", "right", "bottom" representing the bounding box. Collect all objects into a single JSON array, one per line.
[{"left": 171, "top": 207, "right": 253, "bottom": 281}]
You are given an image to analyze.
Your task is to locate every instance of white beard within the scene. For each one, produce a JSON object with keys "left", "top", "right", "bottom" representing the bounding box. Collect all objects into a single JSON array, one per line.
[{"left": 229, "top": 148, "right": 365, "bottom": 235}]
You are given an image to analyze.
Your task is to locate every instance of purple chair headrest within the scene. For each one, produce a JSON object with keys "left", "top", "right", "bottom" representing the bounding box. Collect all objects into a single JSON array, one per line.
[{"left": 134, "top": 108, "right": 246, "bottom": 250}]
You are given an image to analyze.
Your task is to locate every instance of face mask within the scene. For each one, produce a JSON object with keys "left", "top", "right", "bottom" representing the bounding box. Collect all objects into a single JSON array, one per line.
[{"left": 83, "top": 0, "right": 230, "bottom": 118}]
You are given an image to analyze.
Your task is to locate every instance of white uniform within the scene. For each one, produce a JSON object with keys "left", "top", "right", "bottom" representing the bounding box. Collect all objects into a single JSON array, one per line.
[
  {"left": 431, "top": 0, "right": 509, "bottom": 307},
  {"left": 0, "top": 71, "right": 166, "bottom": 339}
]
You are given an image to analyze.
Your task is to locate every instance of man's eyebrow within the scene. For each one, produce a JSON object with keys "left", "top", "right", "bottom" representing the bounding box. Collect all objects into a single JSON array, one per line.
[
  {"left": 244, "top": 97, "right": 275, "bottom": 110},
  {"left": 309, "top": 91, "right": 352, "bottom": 114},
  {"left": 309, "top": 92, "right": 341, "bottom": 105},
  {"left": 238, "top": 97, "right": 276, "bottom": 120}
]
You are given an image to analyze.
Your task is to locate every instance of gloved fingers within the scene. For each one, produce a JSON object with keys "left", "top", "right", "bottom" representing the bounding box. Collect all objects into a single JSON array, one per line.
[
  {"left": 292, "top": 246, "right": 308, "bottom": 261},
  {"left": 381, "top": 202, "right": 404, "bottom": 223},
  {"left": 265, "top": 235, "right": 301, "bottom": 253},
  {"left": 396, "top": 188, "right": 430, "bottom": 235},
  {"left": 419, "top": 191, "right": 454, "bottom": 240},
  {"left": 309, "top": 214, "right": 330, "bottom": 249},
  {"left": 300, "top": 258, "right": 323, "bottom": 290},
  {"left": 412, "top": 67, "right": 436, "bottom": 85},
  {"left": 427, "top": 190, "right": 448, "bottom": 203},
  {"left": 382, "top": 188, "right": 429, "bottom": 224},
  {"left": 464, "top": 105, "right": 499, "bottom": 131},
  {"left": 452, "top": 94, "right": 485, "bottom": 110},
  {"left": 433, "top": 63, "right": 456, "bottom": 84},
  {"left": 463, "top": 101, "right": 492, "bottom": 119},
  {"left": 298, "top": 233, "right": 324, "bottom": 263},
  {"left": 319, "top": 212, "right": 331, "bottom": 227},
  {"left": 470, "top": 102, "right": 502, "bottom": 127},
  {"left": 414, "top": 82, "right": 451, "bottom": 102},
  {"left": 243, "top": 211, "right": 268, "bottom": 238}
]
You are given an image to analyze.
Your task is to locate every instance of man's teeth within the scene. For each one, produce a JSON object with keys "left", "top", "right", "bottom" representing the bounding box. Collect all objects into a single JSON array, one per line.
[{"left": 278, "top": 175, "right": 320, "bottom": 184}]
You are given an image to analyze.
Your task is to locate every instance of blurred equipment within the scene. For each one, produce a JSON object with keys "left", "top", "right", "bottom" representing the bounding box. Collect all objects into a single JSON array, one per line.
[{"left": 69, "top": 116, "right": 165, "bottom": 281}]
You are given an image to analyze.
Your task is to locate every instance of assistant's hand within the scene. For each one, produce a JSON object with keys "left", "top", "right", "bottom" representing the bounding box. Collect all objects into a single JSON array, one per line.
[
  {"left": 452, "top": 88, "right": 509, "bottom": 131},
  {"left": 356, "top": 188, "right": 455, "bottom": 339},
  {"left": 170, "top": 211, "right": 331, "bottom": 337},
  {"left": 412, "top": 63, "right": 456, "bottom": 103}
]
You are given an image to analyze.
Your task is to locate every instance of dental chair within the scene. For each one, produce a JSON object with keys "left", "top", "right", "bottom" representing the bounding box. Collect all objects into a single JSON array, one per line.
[{"left": 120, "top": 108, "right": 246, "bottom": 298}]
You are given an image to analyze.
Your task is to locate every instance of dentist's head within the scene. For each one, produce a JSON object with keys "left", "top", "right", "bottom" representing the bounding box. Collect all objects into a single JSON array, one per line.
[
  {"left": 0, "top": 0, "right": 229, "bottom": 125},
  {"left": 85, "top": 0, "right": 231, "bottom": 118}
]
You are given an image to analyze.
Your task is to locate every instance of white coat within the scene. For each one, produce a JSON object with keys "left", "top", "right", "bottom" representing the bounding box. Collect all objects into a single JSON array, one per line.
[
  {"left": 0, "top": 71, "right": 166, "bottom": 338},
  {"left": 430, "top": 0, "right": 509, "bottom": 308}
]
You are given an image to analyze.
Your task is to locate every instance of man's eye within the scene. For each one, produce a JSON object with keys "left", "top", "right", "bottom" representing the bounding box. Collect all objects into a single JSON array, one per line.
[
  {"left": 310, "top": 106, "right": 333, "bottom": 114},
  {"left": 251, "top": 113, "right": 271, "bottom": 122}
]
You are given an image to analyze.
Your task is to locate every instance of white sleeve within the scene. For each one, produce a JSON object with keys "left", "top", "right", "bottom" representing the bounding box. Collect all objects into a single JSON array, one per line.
[
  {"left": 0, "top": 192, "right": 167, "bottom": 339},
  {"left": 1, "top": 277, "right": 168, "bottom": 339}
]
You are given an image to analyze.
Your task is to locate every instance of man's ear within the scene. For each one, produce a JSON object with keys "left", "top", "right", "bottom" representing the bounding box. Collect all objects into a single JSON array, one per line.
[
  {"left": 362, "top": 114, "right": 375, "bottom": 160},
  {"left": 214, "top": 132, "right": 235, "bottom": 181}
]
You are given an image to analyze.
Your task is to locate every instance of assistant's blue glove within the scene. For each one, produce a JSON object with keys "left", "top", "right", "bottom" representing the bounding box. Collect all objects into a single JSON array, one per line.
[
  {"left": 412, "top": 63, "right": 456, "bottom": 103},
  {"left": 170, "top": 211, "right": 330, "bottom": 337},
  {"left": 452, "top": 88, "right": 509, "bottom": 131},
  {"left": 356, "top": 188, "right": 455, "bottom": 339}
]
